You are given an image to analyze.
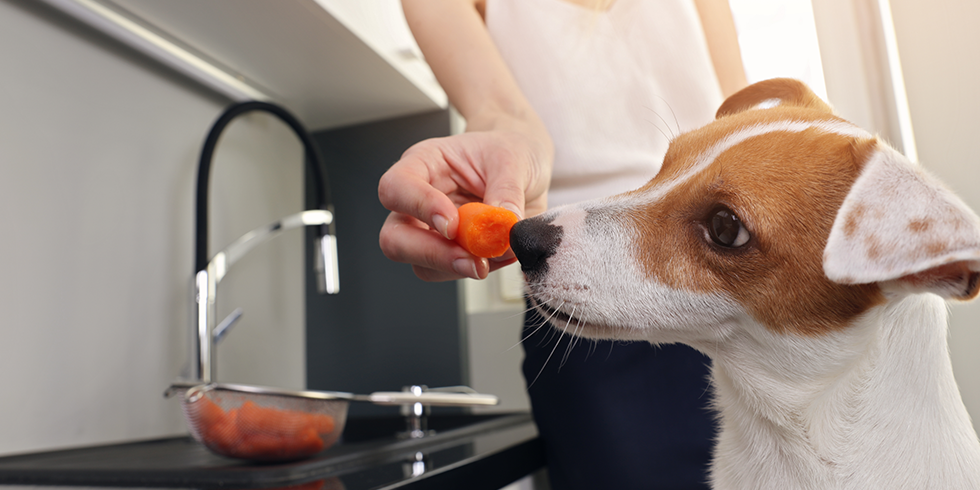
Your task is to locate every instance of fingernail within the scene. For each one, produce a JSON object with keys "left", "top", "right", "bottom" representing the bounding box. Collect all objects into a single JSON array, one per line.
[
  {"left": 499, "top": 203, "right": 522, "bottom": 220},
  {"left": 433, "top": 214, "right": 450, "bottom": 239},
  {"left": 453, "top": 258, "right": 478, "bottom": 279}
]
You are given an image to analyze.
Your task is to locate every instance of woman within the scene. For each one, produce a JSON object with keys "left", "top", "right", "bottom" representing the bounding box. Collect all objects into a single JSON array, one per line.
[{"left": 379, "top": 1, "right": 746, "bottom": 487}]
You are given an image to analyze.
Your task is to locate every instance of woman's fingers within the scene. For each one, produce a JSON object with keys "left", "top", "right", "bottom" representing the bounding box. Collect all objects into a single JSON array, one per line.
[
  {"left": 377, "top": 129, "right": 551, "bottom": 282},
  {"left": 379, "top": 212, "right": 489, "bottom": 281},
  {"left": 378, "top": 146, "right": 460, "bottom": 240}
]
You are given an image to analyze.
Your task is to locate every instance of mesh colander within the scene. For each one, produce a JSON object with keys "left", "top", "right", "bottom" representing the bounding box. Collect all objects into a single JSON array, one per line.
[
  {"left": 171, "top": 383, "right": 350, "bottom": 461},
  {"left": 166, "top": 382, "right": 497, "bottom": 462}
]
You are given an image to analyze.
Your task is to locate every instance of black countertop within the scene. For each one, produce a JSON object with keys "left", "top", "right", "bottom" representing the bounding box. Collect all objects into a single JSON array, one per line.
[{"left": 0, "top": 413, "right": 544, "bottom": 490}]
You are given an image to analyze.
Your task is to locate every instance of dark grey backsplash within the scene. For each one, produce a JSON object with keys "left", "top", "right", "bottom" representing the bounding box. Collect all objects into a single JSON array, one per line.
[{"left": 305, "top": 109, "right": 466, "bottom": 418}]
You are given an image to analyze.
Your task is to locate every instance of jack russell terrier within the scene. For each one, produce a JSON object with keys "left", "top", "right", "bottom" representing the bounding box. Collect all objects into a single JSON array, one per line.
[{"left": 510, "top": 78, "right": 980, "bottom": 489}]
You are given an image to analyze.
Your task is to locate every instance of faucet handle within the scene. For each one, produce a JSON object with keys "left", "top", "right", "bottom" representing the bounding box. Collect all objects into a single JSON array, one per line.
[{"left": 212, "top": 307, "right": 243, "bottom": 344}]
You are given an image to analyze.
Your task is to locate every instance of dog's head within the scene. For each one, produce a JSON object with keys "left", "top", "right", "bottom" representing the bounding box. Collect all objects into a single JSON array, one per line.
[{"left": 511, "top": 78, "right": 980, "bottom": 346}]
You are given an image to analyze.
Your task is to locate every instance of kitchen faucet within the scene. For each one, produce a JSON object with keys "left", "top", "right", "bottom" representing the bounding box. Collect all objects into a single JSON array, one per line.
[{"left": 190, "top": 101, "right": 339, "bottom": 384}]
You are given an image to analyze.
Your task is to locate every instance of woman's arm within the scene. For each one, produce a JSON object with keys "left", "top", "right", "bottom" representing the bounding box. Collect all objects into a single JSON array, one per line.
[
  {"left": 693, "top": 0, "right": 748, "bottom": 97},
  {"left": 402, "top": 0, "right": 544, "bottom": 134}
]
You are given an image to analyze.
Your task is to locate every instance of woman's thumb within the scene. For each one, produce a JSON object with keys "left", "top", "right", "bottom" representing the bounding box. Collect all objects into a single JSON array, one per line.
[{"left": 482, "top": 177, "right": 525, "bottom": 220}]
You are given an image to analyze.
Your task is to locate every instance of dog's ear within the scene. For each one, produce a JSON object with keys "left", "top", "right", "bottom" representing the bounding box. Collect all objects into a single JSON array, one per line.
[
  {"left": 716, "top": 78, "right": 833, "bottom": 119},
  {"left": 824, "top": 141, "right": 980, "bottom": 300}
]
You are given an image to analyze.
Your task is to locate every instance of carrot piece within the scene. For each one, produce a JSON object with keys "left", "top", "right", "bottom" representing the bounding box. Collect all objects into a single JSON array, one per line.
[
  {"left": 453, "top": 202, "right": 520, "bottom": 258},
  {"left": 191, "top": 396, "right": 237, "bottom": 453},
  {"left": 191, "top": 395, "right": 226, "bottom": 427},
  {"left": 306, "top": 412, "right": 336, "bottom": 434},
  {"left": 232, "top": 401, "right": 331, "bottom": 459},
  {"left": 193, "top": 397, "right": 333, "bottom": 461},
  {"left": 235, "top": 427, "right": 324, "bottom": 460},
  {"left": 294, "top": 426, "right": 326, "bottom": 454},
  {"left": 237, "top": 400, "right": 311, "bottom": 437},
  {"left": 236, "top": 432, "right": 284, "bottom": 459},
  {"left": 202, "top": 407, "right": 241, "bottom": 455}
]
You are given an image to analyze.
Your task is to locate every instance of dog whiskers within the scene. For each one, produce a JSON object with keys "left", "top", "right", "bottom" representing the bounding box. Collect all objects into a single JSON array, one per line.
[
  {"left": 641, "top": 101, "right": 679, "bottom": 144},
  {"left": 504, "top": 303, "right": 537, "bottom": 321},
  {"left": 643, "top": 116, "right": 673, "bottom": 146},
  {"left": 513, "top": 295, "right": 597, "bottom": 387},
  {"left": 507, "top": 299, "right": 565, "bottom": 351},
  {"left": 653, "top": 94, "right": 681, "bottom": 135},
  {"left": 587, "top": 337, "right": 600, "bottom": 358},
  {"left": 527, "top": 304, "right": 578, "bottom": 389},
  {"left": 559, "top": 316, "right": 585, "bottom": 369}
]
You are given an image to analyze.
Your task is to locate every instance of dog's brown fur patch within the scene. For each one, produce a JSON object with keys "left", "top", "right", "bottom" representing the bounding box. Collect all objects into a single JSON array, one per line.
[{"left": 624, "top": 107, "right": 885, "bottom": 335}]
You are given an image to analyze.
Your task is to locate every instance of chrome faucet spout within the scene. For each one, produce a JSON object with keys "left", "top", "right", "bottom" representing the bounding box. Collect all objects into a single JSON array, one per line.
[{"left": 190, "top": 101, "right": 338, "bottom": 383}]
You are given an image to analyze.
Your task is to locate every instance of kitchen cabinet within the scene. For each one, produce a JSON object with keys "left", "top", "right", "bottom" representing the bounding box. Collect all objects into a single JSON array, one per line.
[{"left": 42, "top": 0, "right": 447, "bottom": 131}]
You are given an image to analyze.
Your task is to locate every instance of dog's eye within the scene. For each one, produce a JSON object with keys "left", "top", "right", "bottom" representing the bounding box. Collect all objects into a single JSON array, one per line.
[{"left": 708, "top": 207, "right": 750, "bottom": 248}]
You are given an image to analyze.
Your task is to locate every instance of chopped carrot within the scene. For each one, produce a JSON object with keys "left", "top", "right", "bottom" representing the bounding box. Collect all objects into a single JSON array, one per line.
[
  {"left": 202, "top": 408, "right": 240, "bottom": 455},
  {"left": 237, "top": 400, "right": 313, "bottom": 437},
  {"left": 236, "top": 432, "right": 284, "bottom": 459},
  {"left": 307, "top": 412, "right": 336, "bottom": 434},
  {"left": 235, "top": 428, "right": 324, "bottom": 460},
  {"left": 191, "top": 396, "right": 235, "bottom": 453},
  {"left": 293, "top": 427, "right": 326, "bottom": 454},
  {"left": 454, "top": 202, "right": 519, "bottom": 258},
  {"left": 189, "top": 396, "right": 334, "bottom": 461},
  {"left": 191, "top": 394, "right": 226, "bottom": 427}
]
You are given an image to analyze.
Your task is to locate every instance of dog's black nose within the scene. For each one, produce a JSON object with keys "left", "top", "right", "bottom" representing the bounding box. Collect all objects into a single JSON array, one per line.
[{"left": 510, "top": 217, "right": 562, "bottom": 276}]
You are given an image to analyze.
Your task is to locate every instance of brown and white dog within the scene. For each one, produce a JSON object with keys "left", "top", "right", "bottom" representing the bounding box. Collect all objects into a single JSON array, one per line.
[{"left": 510, "top": 78, "right": 980, "bottom": 489}]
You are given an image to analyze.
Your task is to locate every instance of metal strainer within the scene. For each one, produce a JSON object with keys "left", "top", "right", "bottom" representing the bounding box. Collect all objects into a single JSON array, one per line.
[
  {"left": 165, "top": 382, "right": 497, "bottom": 462},
  {"left": 168, "top": 383, "right": 348, "bottom": 461}
]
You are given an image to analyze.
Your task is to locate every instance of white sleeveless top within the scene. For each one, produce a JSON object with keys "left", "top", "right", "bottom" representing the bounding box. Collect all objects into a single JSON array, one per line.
[{"left": 486, "top": 0, "right": 723, "bottom": 207}]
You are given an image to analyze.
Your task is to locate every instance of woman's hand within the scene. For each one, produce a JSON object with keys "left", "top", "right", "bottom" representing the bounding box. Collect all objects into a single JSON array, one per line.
[
  {"left": 379, "top": 0, "right": 554, "bottom": 282},
  {"left": 378, "top": 115, "right": 552, "bottom": 282}
]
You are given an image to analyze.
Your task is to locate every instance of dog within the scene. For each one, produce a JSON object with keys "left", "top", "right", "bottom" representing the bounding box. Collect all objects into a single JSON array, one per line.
[{"left": 509, "top": 78, "right": 980, "bottom": 489}]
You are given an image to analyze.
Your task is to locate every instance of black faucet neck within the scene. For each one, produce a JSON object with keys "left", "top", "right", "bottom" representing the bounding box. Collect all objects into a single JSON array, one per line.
[{"left": 194, "top": 101, "right": 333, "bottom": 273}]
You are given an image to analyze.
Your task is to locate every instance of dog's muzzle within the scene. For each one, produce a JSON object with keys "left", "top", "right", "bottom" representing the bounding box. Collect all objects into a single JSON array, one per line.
[{"left": 509, "top": 216, "right": 563, "bottom": 279}]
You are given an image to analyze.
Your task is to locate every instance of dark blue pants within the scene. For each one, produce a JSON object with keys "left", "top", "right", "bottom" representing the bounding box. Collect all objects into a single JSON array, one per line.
[{"left": 522, "top": 305, "right": 715, "bottom": 490}]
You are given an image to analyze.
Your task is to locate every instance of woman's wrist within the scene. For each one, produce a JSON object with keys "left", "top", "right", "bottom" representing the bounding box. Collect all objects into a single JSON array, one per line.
[{"left": 465, "top": 108, "right": 554, "bottom": 161}]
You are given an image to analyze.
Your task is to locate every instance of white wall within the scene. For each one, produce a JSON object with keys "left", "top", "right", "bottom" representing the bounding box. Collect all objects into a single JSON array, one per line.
[
  {"left": 0, "top": 0, "right": 305, "bottom": 456},
  {"left": 729, "top": 0, "right": 827, "bottom": 98}
]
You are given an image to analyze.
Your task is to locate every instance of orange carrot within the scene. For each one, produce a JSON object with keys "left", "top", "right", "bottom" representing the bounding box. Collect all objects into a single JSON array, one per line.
[
  {"left": 203, "top": 408, "right": 240, "bottom": 455},
  {"left": 306, "top": 412, "right": 336, "bottom": 434},
  {"left": 236, "top": 432, "right": 285, "bottom": 459},
  {"left": 235, "top": 427, "right": 324, "bottom": 460},
  {"left": 192, "top": 397, "right": 333, "bottom": 461},
  {"left": 237, "top": 400, "right": 311, "bottom": 437},
  {"left": 192, "top": 394, "right": 226, "bottom": 427},
  {"left": 192, "top": 396, "right": 236, "bottom": 453},
  {"left": 454, "top": 202, "right": 519, "bottom": 258},
  {"left": 294, "top": 427, "right": 326, "bottom": 454}
]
